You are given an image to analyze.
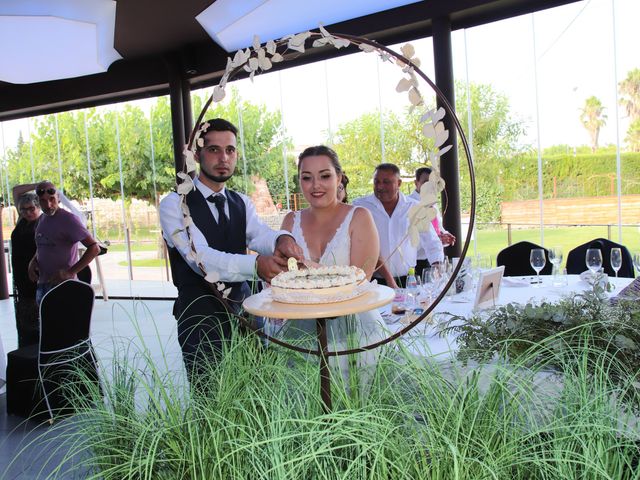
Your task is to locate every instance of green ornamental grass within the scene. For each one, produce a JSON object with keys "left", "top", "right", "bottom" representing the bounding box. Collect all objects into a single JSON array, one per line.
[{"left": 6, "top": 291, "right": 640, "bottom": 479}]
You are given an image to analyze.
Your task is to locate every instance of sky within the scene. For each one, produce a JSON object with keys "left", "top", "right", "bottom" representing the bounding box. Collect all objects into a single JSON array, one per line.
[{"left": 1, "top": 0, "right": 638, "bottom": 155}]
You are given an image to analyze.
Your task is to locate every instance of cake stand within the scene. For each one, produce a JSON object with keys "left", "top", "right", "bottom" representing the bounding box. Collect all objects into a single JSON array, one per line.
[{"left": 243, "top": 284, "right": 394, "bottom": 412}]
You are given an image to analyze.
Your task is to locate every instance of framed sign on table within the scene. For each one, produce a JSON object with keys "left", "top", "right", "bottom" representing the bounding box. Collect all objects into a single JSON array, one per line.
[{"left": 474, "top": 266, "right": 505, "bottom": 310}]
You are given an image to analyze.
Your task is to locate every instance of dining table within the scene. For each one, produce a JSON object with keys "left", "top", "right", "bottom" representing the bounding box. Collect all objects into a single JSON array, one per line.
[{"left": 381, "top": 273, "right": 635, "bottom": 360}]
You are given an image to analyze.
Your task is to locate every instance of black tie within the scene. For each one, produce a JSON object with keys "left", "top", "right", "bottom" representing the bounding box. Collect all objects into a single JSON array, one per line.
[{"left": 207, "top": 194, "right": 227, "bottom": 228}]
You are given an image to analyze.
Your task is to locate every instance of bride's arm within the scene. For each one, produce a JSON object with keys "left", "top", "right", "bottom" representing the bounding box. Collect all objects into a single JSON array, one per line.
[
  {"left": 349, "top": 207, "right": 380, "bottom": 280},
  {"left": 280, "top": 211, "right": 294, "bottom": 233}
]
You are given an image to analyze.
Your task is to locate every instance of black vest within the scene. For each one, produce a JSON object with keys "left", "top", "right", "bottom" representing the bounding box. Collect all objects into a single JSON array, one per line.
[{"left": 168, "top": 188, "right": 249, "bottom": 313}]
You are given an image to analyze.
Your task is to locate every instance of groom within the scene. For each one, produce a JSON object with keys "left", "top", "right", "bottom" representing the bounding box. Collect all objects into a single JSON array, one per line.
[{"left": 160, "top": 118, "right": 302, "bottom": 382}]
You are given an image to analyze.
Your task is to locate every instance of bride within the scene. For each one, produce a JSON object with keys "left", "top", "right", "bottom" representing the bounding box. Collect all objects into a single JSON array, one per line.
[{"left": 276, "top": 145, "right": 386, "bottom": 378}]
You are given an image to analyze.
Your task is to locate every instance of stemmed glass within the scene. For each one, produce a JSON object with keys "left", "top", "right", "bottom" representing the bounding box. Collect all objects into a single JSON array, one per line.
[
  {"left": 634, "top": 253, "right": 640, "bottom": 276},
  {"left": 529, "top": 249, "right": 546, "bottom": 287},
  {"left": 585, "top": 248, "right": 603, "bottom": 276},
  {"left": 610, "top": 247, "right": 622, "bottom": 278},
  {"left": 421, "top": 267, "right": 441, "bottom": 303},
  {"left": 548, "top": 246, "right": 563, "bottom": 276}
]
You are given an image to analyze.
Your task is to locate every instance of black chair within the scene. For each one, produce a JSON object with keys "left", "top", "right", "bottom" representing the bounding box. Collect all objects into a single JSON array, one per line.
[
  {"left": 77, "top": 264, "right": 92, "bottom": 284},
  {"left": 6, "top": 279, "right": 99, "bottom": 421},
  {"left": 496, "top": 241, "right": 553, "bottom": 277},
  {"left": 566, "top": 238, "right": 635, "bottom": 278}
]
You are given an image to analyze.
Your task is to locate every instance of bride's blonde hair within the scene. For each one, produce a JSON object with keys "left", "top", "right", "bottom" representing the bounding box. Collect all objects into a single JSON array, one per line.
[{"left": 297, "top": 145, "right": 343, "bottom": 175}]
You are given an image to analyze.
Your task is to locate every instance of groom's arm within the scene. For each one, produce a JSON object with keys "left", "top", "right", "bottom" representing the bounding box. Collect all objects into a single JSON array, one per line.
[{"left": 159, "top": 192, "right": 259, "bottom": 283}]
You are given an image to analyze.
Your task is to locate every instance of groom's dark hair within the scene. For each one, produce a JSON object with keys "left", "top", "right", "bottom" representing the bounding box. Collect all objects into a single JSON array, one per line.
[
  {"left": 297, "top": 145, "right": 342, "bottom": 174},
  {"left": 198, "top": 118, "right": 238, "bottom": 144}
]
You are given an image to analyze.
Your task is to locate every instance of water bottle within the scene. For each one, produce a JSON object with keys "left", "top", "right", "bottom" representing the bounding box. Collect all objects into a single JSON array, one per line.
[{"left": 406, "top": 267, "right": 419, "bottom": 308}]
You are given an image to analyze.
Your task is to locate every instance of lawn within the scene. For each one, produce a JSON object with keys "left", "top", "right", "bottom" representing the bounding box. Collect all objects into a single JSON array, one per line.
[{"left": 118, "top": 258, "right": 165, "bottom": 267}]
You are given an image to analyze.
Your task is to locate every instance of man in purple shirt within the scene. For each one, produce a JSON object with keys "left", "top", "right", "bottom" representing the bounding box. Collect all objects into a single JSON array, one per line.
[{"left": 27, "top": 181, "right": 100, "bottom": 304}]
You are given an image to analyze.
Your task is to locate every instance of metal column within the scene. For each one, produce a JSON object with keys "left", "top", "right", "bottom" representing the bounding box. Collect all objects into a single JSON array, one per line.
[
  {"left": 166, "top": 54, "right": 192, "bottom": 178},
  {"left": 433, "top": 16, "right": 462, "bottom": 258}
]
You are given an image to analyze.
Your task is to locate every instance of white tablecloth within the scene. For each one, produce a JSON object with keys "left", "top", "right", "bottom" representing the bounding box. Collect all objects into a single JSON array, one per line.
[{"left": 381, "top": 274, "right": 635, "bottom": 360}]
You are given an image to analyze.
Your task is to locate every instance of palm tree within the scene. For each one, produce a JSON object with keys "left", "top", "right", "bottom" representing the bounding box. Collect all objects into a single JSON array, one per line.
[
  {"left": 619, "top": 68, "right": 640, "bottom": 121},
  {"left": 580, "top": 96, "right": 607, "bottom": 153},
  {"left": 625, "top": 118, "right": 640, "bottom": 152}
]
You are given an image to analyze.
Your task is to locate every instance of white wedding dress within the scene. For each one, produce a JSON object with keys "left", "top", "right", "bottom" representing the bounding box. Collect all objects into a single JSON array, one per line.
[{"left": 275, "top": 207, "right": 386, "bottom": 381}]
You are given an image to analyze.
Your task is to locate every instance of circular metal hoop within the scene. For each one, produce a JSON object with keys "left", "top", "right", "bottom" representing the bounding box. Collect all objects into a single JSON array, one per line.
[{"left": 185, "top": 31, "right": 476, "bottom": 357}]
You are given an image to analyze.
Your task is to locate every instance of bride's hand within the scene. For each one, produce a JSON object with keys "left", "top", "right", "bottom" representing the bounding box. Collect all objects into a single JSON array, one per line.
[{"left": 299, "top": 258, "right": 321, "bottom": 269}]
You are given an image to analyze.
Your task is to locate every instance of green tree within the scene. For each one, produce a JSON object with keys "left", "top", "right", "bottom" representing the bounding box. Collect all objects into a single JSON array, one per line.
[
  {"left": 619, "top": 68, "right": 640, "bottom": 152},
  {"left": 331, "top": 110, "right": 418, "bottom": 198},
  {"left": 191, "top": 89, "right": 296, "bottom": 200},
  {"left": 625, "top": 118, "right": 640, "bottom": 152},
  {"left": 454, "top": 81, "right": 525, "bottom": 163},
  {"left": 331, "top": 81, "right": 524, "bottom": 222},
  {"left": 619, "top": 68, "right": 640, "bottom": 121},
  {"left": 580, "top": 96, "right": 607, "bottom": 153}
]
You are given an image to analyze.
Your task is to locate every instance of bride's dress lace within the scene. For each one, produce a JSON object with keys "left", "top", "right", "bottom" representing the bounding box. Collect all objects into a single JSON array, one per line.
[{"left": 275, "top": 206, "right": 386, "bottom": 377}]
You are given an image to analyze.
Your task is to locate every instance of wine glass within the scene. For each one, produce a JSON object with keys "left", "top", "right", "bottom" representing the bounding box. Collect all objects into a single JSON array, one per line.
[
  {"left": 610, "top": 247, "right": 622, "bottom": 278},
  {"left": 421, "top": 267, "right": 440, "bottom": 302},
  {"left": 585, "top": 248, "right": 603, "bottom": 276},
  {"left": 548, "top": 246, "right": 563, "bottom": 275},
  {"left": 634, "top": 253, "right": 640, "bottom": 276},
  {"left": 529, "top": 249, "right": 546, "bottom": 287}
]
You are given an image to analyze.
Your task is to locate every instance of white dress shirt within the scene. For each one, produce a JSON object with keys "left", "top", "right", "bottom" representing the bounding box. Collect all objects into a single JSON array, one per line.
[
  {"left": 353, "top": 192, "right": 442, "bottom": 277},
  {"left": 160, "top": 178, "right": 287, "bottom": 282}
]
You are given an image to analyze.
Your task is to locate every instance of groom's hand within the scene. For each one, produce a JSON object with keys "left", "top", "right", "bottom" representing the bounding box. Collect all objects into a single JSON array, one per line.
[
  {"left": 256, "top": 255, "right": 287, "bottom": 282},
  {"left": 274, "top": 235, "right": 303, "bottom": 264}
]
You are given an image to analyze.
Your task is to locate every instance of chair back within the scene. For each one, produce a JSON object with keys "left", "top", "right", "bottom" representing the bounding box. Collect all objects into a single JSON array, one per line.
[
  {"left": 496, "top": 241, "right": 552, "bottom": 277},
  {"left": 39, "top": 279, "right": 95, "bottom": 354},
  {"left": 566, "top": 238, "right": 635, "bottom": 278}
]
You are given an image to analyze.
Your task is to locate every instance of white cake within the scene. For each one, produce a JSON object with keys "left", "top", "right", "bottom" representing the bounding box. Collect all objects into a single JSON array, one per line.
[{"left": 270, "top": 265, "right": 367, "bottom": 304}]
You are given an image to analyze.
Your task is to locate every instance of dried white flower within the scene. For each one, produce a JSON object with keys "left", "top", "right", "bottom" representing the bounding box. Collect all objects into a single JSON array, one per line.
[
  {"left": 408, "top": 87, "right": 423, "bottom": 106},
  {"left": 284, "top": 31, "right": 311, "bottom": 53},
  {"left": 212, "top": 85, "right": 226, "bottom": 102},
  {"left": 358, "top": 43, "right": 376, "bottom": 53},
  {"left": 183, "top": 147, "right": 197, "bottom": 173},
  {"left": 171, "top": 229, "right": 187, "bottom": 248},
  {"left": 176, "top": 174, "right": 194, "bottom": 195},
  {"left": 257, "top": 48, "right": 272, "bottom": 70},
  {"left": 396, "top": 77, "right": 414, "bottom": 93},
  {"left": 266, "top": 39, "right": 277, "bottom": 55}
]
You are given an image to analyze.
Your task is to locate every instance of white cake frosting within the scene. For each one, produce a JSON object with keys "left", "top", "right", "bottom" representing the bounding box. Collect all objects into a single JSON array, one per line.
[{"left": 270, "top": 265, "right": 367, "bottom": 304}]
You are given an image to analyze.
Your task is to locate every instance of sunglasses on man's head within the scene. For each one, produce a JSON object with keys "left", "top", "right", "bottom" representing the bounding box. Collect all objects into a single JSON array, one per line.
[{"left": 36, "top": 187, "right": 56, "bottom": 196}]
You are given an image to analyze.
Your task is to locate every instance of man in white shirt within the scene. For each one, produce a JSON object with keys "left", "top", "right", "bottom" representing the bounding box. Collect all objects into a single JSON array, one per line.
[
  {"left": 353, "top": 163, "right": 442, "bottom": 287},
  {"left": 409, "top": 167, "right": 456, "bottom": 278},
  {"left": 160, "top": 118, "right": 302, "bottom": 381}
]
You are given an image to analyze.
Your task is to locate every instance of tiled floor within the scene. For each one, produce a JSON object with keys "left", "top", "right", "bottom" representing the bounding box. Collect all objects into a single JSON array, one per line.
[{"left": 0, "top": 294, "right": 185, "bottom": 479}]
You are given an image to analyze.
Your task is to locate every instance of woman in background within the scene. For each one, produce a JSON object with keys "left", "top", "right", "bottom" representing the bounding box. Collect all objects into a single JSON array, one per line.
[{"left": 11, "top": 191, "right": 41, "bottom": 347}]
